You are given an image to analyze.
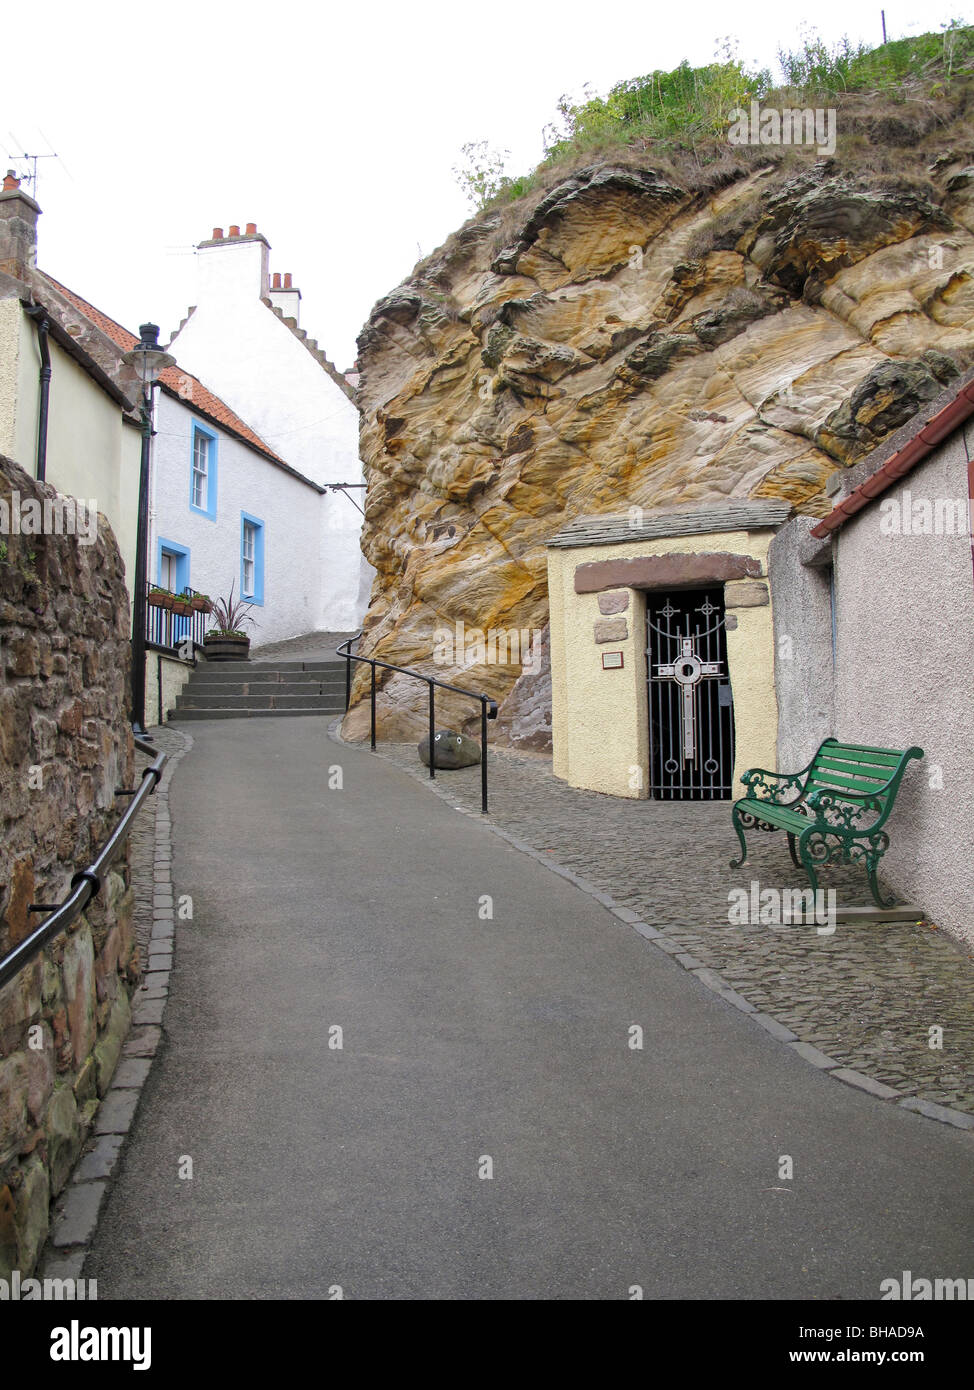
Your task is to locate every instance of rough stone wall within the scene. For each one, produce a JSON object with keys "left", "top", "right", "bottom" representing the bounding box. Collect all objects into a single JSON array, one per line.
[
  {"left": 0, "top": 453, "right": 136, "bottom": 1276},
  {"left": 350, "top": 154, "right": 974, "bottom": 745}
]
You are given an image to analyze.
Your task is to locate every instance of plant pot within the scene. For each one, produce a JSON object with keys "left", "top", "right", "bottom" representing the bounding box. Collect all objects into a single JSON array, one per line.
[
  {"left": 204, "top": 633, "right": 250, "bottom": 662},
  {"left": 148, "top": 592, "right": 174, "bottom": 611},
  {"left": 190, "top": 596, "right": 211, "bottom": 613},
  {"left": 170, "top": 600, "right": 193, "bottom": 617}
]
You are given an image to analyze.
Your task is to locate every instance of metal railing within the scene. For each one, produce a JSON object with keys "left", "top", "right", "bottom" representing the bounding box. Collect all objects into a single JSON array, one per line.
[
  {"left": 337, "top": 634, "right": 498, "bottom": 814},
  {"left": 0, "top": 736, "right": 167, "bottom": 992},
  {"left": 145, "top": 584, "right": 210, "bottom": 654}
]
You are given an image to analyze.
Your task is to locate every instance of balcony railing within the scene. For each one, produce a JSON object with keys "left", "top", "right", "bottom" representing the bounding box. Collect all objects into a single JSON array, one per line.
[{"left": 145, "top": 584, "right": 211, "bottom": 654}]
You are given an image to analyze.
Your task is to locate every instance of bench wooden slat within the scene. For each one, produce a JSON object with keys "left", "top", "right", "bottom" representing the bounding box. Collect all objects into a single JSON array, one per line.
[
  {"left": 805, "top": 769, "right": 890, "bottom": 798},
  {"left": 814, "top": 755, "right": 892, "bottom": 781},
  {"left": 821, "top": 744, "right": 902, "bottom": 766}
]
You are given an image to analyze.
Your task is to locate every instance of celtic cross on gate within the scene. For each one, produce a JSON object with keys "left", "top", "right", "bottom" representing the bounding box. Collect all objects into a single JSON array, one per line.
[{"left": 653, "top": 636, "right": 723, "bottom": 762}]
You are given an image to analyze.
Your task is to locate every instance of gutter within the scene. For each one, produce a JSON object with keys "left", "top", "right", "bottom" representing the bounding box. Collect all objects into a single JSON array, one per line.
[
  {"left": 810, "top": 378, "right": 974, "bottom": 540},
  {"left": 24, "top": 303, "right": 51, "bottom": 482}
]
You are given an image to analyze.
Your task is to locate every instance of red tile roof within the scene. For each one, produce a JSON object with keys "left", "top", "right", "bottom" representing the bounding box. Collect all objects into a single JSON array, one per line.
[{"left": 41, "top": 274, "right": 307, "bottom": 476}]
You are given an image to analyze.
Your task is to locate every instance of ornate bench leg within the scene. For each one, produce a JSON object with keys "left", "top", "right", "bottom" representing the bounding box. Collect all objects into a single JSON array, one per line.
[
  {"left": 797, "top": 829, "right": 822, "bottom": 900},
  {"left": 787, "top": 833, "right": 801, "bottom": 869},
  {"left": 729, "top": 804, "right": 749, "bottom": 869},
  {"left": 867, "top": 858, "right": 897, "bottom": 910}
]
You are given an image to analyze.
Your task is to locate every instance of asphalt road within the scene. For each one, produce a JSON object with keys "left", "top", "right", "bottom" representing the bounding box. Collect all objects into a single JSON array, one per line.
[{"left": 84, "top": 719, "right": 974, "bottom": 1300}]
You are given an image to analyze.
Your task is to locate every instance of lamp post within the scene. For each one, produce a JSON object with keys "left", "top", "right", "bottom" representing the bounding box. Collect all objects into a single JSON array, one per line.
[{"left": 122, "top": 324, "right": 175, "bottom": 737}]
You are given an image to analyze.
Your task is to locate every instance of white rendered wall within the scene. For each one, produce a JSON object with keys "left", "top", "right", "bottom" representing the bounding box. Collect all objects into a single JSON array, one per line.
[
  {"left": 170, "top": 237, "right": 370, "bottom": 631},
  {"left": 150, "top": 391, "right": 323, "bottom": 647},
  {"left": 833, "top": 437, "right": 974, "bottom": 947}
]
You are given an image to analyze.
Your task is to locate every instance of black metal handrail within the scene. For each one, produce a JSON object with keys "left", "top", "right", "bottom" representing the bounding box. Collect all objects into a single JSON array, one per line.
[
  {"left": 337, "top": 634, "right": 498, "bottom": 814},
  {"left": 0, "top": 736, "right": 167, "bottom": 992}
]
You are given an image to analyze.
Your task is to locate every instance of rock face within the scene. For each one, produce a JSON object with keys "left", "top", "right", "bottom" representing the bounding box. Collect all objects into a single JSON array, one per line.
[
  {"left": 348, "top": 155, "right": 974, "bottom": 747},
  {"left": 0, "top": 454, "right": 137, "bottom": 1276}
]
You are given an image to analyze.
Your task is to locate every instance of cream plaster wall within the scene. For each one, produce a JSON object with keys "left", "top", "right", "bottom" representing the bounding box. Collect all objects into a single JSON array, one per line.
[
  {"left": 0, "top": 299, "right": 41, "bottom": 468},
  {"left": 547, "top": 528, "right": 779, "bottom": 799},
  {"left": 0, "top": 299, "right": 139, "bottom": 586},
  {"left": 144, "top": 649, "right": 193, "bottom": 727}
]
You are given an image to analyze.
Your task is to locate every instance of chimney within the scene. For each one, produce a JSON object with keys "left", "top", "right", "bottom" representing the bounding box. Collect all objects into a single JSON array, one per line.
[
  {"left": 268, "top": 269, "right": 302, "bottom": 327},
  {"left": 0, "top": 170, "right": 41, "bottom": 281},
  {"left": 197, "top": 220, "right": 271, "bottom": 302}
]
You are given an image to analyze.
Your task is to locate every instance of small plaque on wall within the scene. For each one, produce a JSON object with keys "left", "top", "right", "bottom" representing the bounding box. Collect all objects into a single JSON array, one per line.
[{"left": 602, "top": 651, "right": 624, "bottom": 670}]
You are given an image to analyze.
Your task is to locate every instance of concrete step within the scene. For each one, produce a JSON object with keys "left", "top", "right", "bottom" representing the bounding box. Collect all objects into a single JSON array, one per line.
[
  {"left": 168, "top": 707, "right": 336, "bottom": 720},
  {"left": 190, "top": 666, "right": 346, "bottom": 680},
  {"left": 175, "top": 693, "right": 345, "bottom": 711},
  {"left": 198, "top": 660, "right": 346, "bottom": 674},
  {"left": 184, "top": 679, "right": 346, "bottom": 695}
]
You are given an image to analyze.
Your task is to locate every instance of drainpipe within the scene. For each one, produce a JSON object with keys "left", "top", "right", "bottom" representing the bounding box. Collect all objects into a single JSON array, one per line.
[{"left": 25, "top": 304, "right": 51, "bottom": 482}]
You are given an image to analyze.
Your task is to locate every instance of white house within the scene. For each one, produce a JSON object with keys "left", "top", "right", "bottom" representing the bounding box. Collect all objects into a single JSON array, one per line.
[
  {"left": 169, "top": 222, "right": 372, "bottom": 633},
  {"left": 48, "top": 281, "right": 328, "bottom": 645}
]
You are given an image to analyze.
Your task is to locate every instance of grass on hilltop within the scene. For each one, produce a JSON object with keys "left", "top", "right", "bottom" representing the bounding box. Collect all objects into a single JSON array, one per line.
[{"left": 452, "top": 22, "right": 974, "bottom": 219}]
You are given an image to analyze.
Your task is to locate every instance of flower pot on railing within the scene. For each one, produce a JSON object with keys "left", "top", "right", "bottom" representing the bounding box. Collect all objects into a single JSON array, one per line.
[
  {"left": 190, "top": 594, "right": 211, "bottom": 613},
  {"left": 148, "top": 588, "right": 175, "bottom": 612},
  {"left": 170, "top": 598, "right": 194, "bottom": 617},
  {"left": 203, "top": 631, "right": 251, "bottom": 662}
]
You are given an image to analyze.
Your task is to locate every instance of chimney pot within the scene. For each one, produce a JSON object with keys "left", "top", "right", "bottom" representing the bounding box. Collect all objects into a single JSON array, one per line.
[
  {"left": 229, "top": 224, "right": 240, "bottom": 237},
  {"left": 246, "top": 222, "right": 257, "bottom": 235},
  {"left": 283, "top": 272, "right": 293, "bottom": 289},
  {"left": 272, "top": 272, "right": 281, "bottom": 288},
  {"left": 2, "top": 170, "right": 20, "bottom": 192},
  {"left": 212, "top": 227, "right": 224, "bottom": 240}
]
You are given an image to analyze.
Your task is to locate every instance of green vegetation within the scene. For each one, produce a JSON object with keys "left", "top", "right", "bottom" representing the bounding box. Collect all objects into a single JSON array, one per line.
[{"left": 453, "top": 22, "right": 974, "bottom": 212}]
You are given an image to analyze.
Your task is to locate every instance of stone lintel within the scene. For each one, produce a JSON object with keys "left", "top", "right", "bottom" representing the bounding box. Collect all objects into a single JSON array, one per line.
[{"left": 575, "top": 551, "right": 762, "bottom": 593}]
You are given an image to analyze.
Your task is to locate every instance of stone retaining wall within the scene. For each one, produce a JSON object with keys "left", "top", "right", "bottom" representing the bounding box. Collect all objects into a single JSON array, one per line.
[{"left": 0, "top": 452, "right": 136, "bottom": 1276}]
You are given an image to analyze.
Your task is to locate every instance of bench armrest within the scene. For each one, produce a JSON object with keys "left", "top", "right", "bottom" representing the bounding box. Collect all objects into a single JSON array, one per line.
[{"left": 740, "top": 763, "right": 812, "bottom": 804}]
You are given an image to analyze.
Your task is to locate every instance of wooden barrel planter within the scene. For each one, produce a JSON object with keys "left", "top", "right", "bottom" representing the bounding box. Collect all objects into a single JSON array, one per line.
[{"left": 203, "top": 633, "right": 250, "bottom": 662}]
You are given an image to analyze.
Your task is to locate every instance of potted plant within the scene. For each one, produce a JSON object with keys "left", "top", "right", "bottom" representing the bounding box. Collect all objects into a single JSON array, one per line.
[
  {"left": 170, "top": 593, "right": 194, "bottom": 617},
  {"left": 203, "top": 583, "right": 256, "bottom": 661},
  {"left": 148, "top": 585, "right": 174, "bottom": 611},
  {"left": 190, "top": 592, "right": 211, "bottom": 613}
]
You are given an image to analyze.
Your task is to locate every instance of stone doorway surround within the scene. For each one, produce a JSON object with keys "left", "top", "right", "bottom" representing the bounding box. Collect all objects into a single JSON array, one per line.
[{"left": 546, "top": 501, "right": 792, "bottom": 798}]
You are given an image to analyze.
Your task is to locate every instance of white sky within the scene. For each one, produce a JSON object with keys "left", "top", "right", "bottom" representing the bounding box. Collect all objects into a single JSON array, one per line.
[{"left": 1, "top": 1, "right": 967, "bottom": 370}]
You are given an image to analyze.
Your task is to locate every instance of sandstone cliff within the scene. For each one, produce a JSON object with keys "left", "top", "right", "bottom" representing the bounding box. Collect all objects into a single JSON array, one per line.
[{"left": 347, "top": 148, "right": 974, "bottom": 747}]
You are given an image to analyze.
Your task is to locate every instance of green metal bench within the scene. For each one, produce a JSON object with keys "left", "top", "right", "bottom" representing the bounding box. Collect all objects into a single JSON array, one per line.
[{"left": 730, "top": 738, "right": 924, "bottom": 908}]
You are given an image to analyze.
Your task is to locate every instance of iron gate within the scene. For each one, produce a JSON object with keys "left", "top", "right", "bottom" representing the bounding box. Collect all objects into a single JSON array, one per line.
[{"left": 646, "top": 587, "right": 735, "bottom": 800}]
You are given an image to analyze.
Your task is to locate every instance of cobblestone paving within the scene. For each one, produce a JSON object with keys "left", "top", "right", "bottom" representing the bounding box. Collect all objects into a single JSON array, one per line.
[
  {"left": 130, "top": 728, "right": 189, "bottom": 964},
  {"left": 365, "top": 738, "right": 974, "bottom": 1115}
]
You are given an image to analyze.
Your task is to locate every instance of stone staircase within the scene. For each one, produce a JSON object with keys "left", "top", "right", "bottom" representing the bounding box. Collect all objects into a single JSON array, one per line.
[{"left": 168, "top": 658, "right": 347, "bottom": 721}]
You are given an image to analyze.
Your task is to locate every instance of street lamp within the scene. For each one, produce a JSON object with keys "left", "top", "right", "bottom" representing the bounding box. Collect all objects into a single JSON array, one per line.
[{"left": 123, "top": 323, "right": 175, "bottom": 737}]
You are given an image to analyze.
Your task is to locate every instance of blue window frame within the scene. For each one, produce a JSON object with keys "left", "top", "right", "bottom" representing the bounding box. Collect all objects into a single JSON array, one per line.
[
  {"left": 155, "top": 538, "right": 192, "bottom": 644},
  {"left": 188, "top": 421, "right": 218, "bottom": 520},
  {"left": 157, "top": 537, "right": 190, "bottom": 593},
  {"left": 240, "top": 512, "right": 265, "bottom": 605}
]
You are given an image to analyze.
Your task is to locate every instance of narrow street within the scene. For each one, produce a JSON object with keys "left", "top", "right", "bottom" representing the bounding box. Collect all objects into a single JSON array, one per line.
[{"left": 84, "top": 721, "right": 974, "bottom": 1300}]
